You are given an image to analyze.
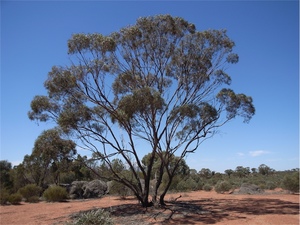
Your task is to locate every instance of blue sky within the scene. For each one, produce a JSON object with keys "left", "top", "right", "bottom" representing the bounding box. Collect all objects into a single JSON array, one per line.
[{"left": 1, "top": 1, "right": 299, "bottom": 173}]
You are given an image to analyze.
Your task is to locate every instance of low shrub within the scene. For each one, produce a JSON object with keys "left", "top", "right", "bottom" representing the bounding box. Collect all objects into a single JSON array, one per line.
[
  {"left": 0, "top": 189, "right": 10, "bottom": 205},
  {"left": 43, "top": 185, "right": 68, "bottom": 202},
  {"left": 8, "top": 193, "right": 22, "bottom": 205},
  {"left": 66, "top": 209, "right": 113, "bottom": 225},
  {"left": 108, "top": 180, "right": 131, "bottom": 198},
  {"left": 282, "top": 172, "right": 299, "bottom": 193},
  {"left": 203, "top": 184, "right": 212, "bottom": 191},
  {"left": 215, "top": 181, "right": 232, "bottom": 193},
  {"left": 18, "top": 184, "right": 42, "bottom": 202},
  {"left": 27, "top": 196, "right": 40, "bottom": 203},
  {"left": 176, "top": 177, "right": 199, "bottom": 191},
  {"left": 265, "top": 181, "right": 277, "bottom": 190}
]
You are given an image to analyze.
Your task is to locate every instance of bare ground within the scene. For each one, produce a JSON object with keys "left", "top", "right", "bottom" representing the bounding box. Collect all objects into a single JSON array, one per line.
[{"left": 0, "top": 189, "right": 299, "bottom": 225}]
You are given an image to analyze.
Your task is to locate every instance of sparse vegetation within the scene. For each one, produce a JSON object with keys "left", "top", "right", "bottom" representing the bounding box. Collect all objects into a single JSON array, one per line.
[
  {"left": 282, "top": 172, "right": 299, "bottom": 193},
  {"left": 203, "top": 184, "right": 213, "bottom": 191},
  {"left": 108, "top": 180, "right": 132, "bottom": 199},
  {"left": 66, "top": 209, "right": 113, "bottom": 225},
  {"left": 18, "top": 184, "right": 42, "bottom": 202},
  {"left": 215, "top": 180, "right": 232, "bottom": 193},
  {"left": 8, "top": 193, "right": 22, "bottom": 205},
  {"left": 43, "top": 185, "right": 68, "bottom": 202},
  {"left": 0, "top": 189, "right": 10, "bottom": 205},
  {"left": 0, "top": 157, "right": 299, "bottom": 206}
]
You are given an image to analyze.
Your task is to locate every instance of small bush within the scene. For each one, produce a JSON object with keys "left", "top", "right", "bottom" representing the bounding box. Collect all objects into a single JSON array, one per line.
[
  {"left": 43, "top": 185, "right": 68, "bottom": 202},
  {"left": 0, "top": 189, "right": 10, "bottom": 205},
  {"left": 282, "top": 172, "right": 299, "bottom": 193},
  {"left": 27, "top": 196, "right": 40, "bottom": 203},
  {"left": 67, "top": 209, "right": 113, "bottom": 225},
  {"left": 203, "top": 184, "right": 212, "bottom": 191},
  {"left": 19, "top": 184, "right": 42, "bottom": 202},
  {"left": 177, "top": 177, "right": 198, "bottom": 191},
  {"left": 8, "top": 193, "right": 22, "bottom": 205},
  {"left": 265, "top": 181, "right": 277, "bottom": 190},
  {"left": 108, "top": 180, "right": 131, "bottom": 198},
  {"left": 215, "top": 181, "right": 232, "bottom": 193}
]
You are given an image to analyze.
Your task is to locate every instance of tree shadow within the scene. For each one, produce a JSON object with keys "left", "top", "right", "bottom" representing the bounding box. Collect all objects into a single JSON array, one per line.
[
  {"left": 104, "top": 197, "right": 299, "bottom": 225},
  {"left": 159, "top": 197, "right": 299, "bottom": 224}
]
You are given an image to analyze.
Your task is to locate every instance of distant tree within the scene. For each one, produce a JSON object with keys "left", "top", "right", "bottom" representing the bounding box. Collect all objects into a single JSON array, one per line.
[
  {"left": 251, "top": 167, "right": 257, "bottom": 174},
  {"left": 28, "top": 15, "right": 255, "bottom": 206},
  {"left": 224, "top": 169, "right": 234, "bottom": 178},
  {"left": 0, "top": 160, "right": 13, "bottom": 190},
  {"left": 23, "top": 129, "right": 76, "bottom": 187},
  {"left": 258, "top": 164, "right": 274, "bottom": 176},
  {"left": 9, "top": 163, "right": 30, "bottom": 192},
  {"left": 70, "top": 155, "right": 94, "bottom": 181},
  {"left": 235, "top": 166, "right": 250, "bottom": 178},
  {"left": 189, "top": 169, "right": 201, "bottom": 183},
  {"left": 199, "top": 168, "right": 213, "bottom": 179}
]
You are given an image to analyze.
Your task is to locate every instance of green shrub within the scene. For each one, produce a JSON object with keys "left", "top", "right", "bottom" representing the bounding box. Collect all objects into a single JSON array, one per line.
[
  {"left": 27, "top": 196, "right": 40, "bottom": 203},
  {"left": 18, "top": 184, "right": 42, "bottom": 202},
  {"left": 8, "top": 193, "right": 22, "bottom": 205},
  {"left": 66, "top": 209, "right": 113, "bottom": 225},
  {"left": 203, "top": 184, "right": 212, "bottom": 191},
  {"left": 177, "top": 177, "right": 199, "bottom": 191},
  {"left": 0, "top": 189, "right": 10, "bottom": 205},
  {"left": 259, "top": 183, "right": 266, "bottom": 190},
  {"left": 60, "top": 172, "right": 76, "bottom": 184},
  {"left": 215, "top": 181, "right": 232, "bottom": 193},
  {"left": 108, "top": 180, "right": 131, "bottom": 198},
  {"left": 282, "top": 172, "right": 299, "bottom": 193},
  {"left": 43, "top": 185, "right": 68, "bottom": 202},
  {"left": 265, "top": 181, "right": 277, "bottom": 190}
]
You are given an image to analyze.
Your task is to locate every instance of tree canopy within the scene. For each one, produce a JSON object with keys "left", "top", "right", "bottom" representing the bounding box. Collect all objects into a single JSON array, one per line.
[
  {"left": 23, "top": 129, "right": 76, "bottom": 187},
  {"left": 29, "top": 15, "right": 255, "bottom": 206}
]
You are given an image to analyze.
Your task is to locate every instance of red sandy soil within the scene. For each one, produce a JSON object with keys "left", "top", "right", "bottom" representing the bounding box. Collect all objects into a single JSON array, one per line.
[{"left": 0, "top": 189, "right": 299, "bottom": 225}]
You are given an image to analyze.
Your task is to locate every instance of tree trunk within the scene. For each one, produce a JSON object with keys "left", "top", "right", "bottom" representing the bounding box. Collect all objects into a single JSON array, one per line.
[
  {"left": 141, "top": 195, "right": 153, "bottom": 207},
  {"left": 151, "top": 162, "right": 164, "bottom": 205},
  {"left": 159, "top": 169, "right": 176, "bottom": 206}
]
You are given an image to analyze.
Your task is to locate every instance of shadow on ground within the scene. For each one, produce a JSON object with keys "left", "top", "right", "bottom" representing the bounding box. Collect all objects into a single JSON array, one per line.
[{"left": 105, "top": 197, "right": 299, "bottom": 225}]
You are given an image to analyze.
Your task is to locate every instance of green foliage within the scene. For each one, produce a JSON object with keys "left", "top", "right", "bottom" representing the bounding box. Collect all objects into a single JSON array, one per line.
[
  {"left": 0, "top": 189, "right": 10, "bottom": 205},
  {"left": 203, "top": 184, "right": 213, "bottom": 191},
  {"left": 0, "top": 160, "right": 13, "bottom": 190},
  {"left": 108, "top": 180, "right": 131, "bottom": 198},
  {"left": 282, "top": 172, "right": 299, "bottom": 193},
  {"left": 18, "top": 184, "right": 42, "bottom": 202},
  {"left": 224, "top": 169, "right": 234, "bottom": 178},
  {"left": 215, "top": 181, "right": 232, "bottom": 193},
  {"left": 18, "top": 129, "right": 77, "bottom": 189},
  {"left": 258, "top": 164, "right": 274, "bottom": 176},
  {"left": 60, "top": 172, "right": 77, "bottom": 184},
  {"left": 9, "top": 163, "right": 29, "bottom": 193},
  {"left": 66, "top": 209, "right": 113, "bottom": 225},
  {"left": 199, "top": 168, "right": 213, "bottom": 179},
  {"left": 234, "top": 166, "right": 250, "bottom": 178},
  {"left": 43, "top": 185, "right": 68, "bottom": 202},
  {"left": 176, "top": 177, "right": 199, "bottom": 191},
  {"left": 8, "top": 193, "right": 22, "bottom": 205},
  {"left": 265, "top": 181, "right": 277, "bottom": 190}
]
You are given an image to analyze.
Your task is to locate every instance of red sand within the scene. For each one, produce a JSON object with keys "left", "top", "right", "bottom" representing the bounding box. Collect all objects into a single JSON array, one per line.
[{"left": 0, "top": 190, "right": 299, "bottom": 225}]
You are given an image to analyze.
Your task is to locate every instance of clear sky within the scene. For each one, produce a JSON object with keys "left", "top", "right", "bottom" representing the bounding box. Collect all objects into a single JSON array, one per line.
[{"left": 1, "top": 1, "right": 299, "bottom": 173}]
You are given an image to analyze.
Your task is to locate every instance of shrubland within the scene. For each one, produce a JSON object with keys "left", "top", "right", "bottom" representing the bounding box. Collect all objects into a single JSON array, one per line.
[{"left": 0, "top": 158, "right": 298, "bottom": 205}]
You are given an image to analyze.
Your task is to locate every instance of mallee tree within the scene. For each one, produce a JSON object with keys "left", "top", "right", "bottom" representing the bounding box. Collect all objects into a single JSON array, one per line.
[
  {"left": 22, "top": 129, "right": 76, "bottom": 187},
  {"left": 29, "top": 15, "right": 255, "bottom": 207}
]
